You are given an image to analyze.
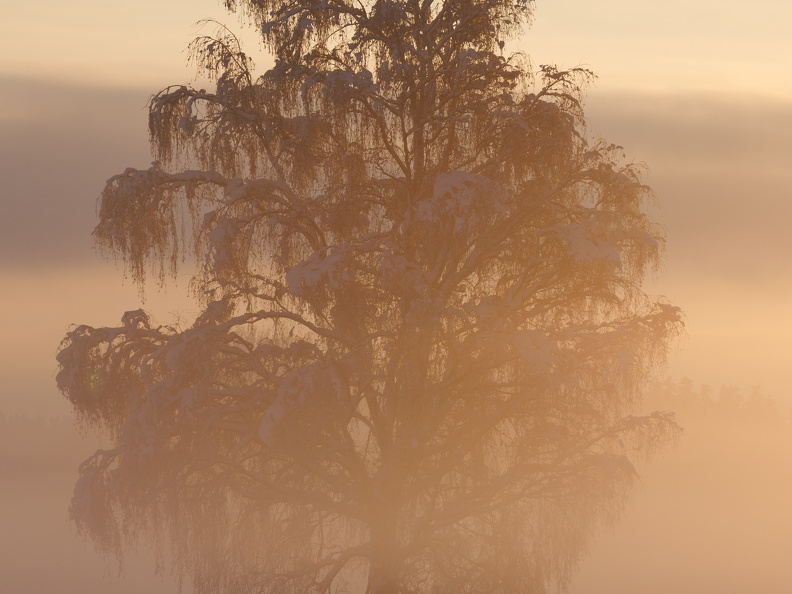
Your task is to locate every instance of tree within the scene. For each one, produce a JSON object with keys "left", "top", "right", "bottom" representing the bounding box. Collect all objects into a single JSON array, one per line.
[{"left": 57, "top": 1, "right": 682, "bottom": 593}]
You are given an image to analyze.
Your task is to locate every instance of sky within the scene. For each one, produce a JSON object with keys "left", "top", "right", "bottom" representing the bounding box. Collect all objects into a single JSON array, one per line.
[
  {"left": 2, "top": 0, "right": 790, "bottom": 418},
  {"left": 1, "top": 0, "right": 791, "bottom": 591}
]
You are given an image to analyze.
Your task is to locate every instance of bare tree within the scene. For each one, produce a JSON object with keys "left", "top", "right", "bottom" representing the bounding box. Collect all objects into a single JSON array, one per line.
[{"left": 57, "top": 1, "right": 682, "bottom": 593}]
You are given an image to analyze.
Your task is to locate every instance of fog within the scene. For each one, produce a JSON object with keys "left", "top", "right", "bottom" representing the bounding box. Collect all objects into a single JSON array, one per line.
[
  {"left": 2, "top": 77, "right": 792, "bottom": 591},
  {"left": 572, "top": 381, "right": 792, "bottom": 592},
  {"left": 0, "top": 416, "right": 185, "bottom": 593},
  {"left": 4, "top": 382, "right": 792, "bottom": 592}
]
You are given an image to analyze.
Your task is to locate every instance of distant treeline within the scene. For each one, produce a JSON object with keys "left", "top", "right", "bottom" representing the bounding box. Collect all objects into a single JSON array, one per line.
[
  {"left": 2, "top": 378, "right": 787, "bottom": 477},
  {"left": 645, "top": 378, "right": 787, "bottom": 429},
  {"left": 1, "top": 377, "right": 787, "bottom": 447}
]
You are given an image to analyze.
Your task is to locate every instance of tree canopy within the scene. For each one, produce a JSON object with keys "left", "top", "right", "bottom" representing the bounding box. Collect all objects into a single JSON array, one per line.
[{"left": 57, "top": 1, "right": 682, "bottom": 593}]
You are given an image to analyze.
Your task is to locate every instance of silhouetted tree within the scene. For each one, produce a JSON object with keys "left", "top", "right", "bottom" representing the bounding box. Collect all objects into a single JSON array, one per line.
[{"left": 57, "top": 1, "right": 682, "bottom": 592}]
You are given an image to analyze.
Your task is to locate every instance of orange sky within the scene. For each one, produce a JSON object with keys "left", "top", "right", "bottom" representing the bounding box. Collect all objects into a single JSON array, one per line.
[
  {"left": 3, "top": 0, "right": 792, "bottom": 414},
  {"left": 3, "top": 0, "right": 792, "bottom": 94}
]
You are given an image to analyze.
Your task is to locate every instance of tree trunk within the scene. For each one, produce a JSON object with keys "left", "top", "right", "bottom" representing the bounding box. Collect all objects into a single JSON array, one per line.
[{"left": 368, "top": 492, "right": 401, "bottom": 594}]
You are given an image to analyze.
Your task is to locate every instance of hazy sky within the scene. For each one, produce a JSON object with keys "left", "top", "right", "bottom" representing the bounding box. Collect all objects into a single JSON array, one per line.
[
  {"left": 3, "top": 0, "right": 792, "bottom": 94},
  {"left": 2, "top": 0, "right": 790, "bottom": 418}
]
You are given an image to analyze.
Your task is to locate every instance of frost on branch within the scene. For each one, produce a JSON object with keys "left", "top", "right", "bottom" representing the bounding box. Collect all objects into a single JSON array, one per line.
[{"left": 59, "top": 2, "right": 683, "bottom": 593}]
